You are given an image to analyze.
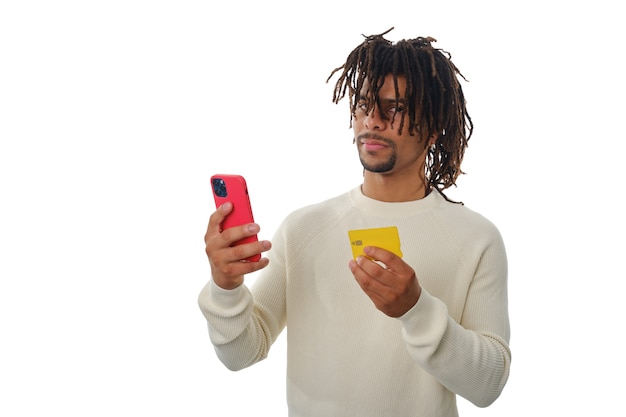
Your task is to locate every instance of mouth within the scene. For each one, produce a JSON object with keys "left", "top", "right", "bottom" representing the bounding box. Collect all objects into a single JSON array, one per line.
[{"left": 358, "top": 134, "right": 392, "bottom": 152}]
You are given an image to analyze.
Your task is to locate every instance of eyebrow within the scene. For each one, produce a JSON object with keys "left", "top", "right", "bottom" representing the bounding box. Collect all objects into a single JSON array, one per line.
[{"left": 358, "top": 95, "right": 406, "bottom": 104}]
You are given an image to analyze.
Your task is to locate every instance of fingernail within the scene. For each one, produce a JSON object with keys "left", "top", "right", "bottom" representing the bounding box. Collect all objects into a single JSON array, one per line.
[
  {"left": 221, "top": 202, "right": 232, "bottom": 210},
  {"left": 248, "top": 223, "right": 260, "bottom": 233}
]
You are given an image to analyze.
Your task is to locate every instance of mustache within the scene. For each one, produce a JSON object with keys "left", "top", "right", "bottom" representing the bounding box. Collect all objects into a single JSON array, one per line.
[{"left": 355, "top": 133, "right": 395, "bottom": 146}]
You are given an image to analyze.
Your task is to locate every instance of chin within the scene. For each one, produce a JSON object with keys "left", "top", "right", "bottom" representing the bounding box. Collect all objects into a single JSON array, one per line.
[
  {"left": 362, "top": 165, "right": 394, "bottom": 174},
  {"left": 360, "top": 158, "right": 396, "bottom": 173}
]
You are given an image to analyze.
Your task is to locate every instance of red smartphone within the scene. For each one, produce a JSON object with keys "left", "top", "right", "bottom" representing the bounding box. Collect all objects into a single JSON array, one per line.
[{"left": 210, "top": 174, "right": 261, "bottom": 262}]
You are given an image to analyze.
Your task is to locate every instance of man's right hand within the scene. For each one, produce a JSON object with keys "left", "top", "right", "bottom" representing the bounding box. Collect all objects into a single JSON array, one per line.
[{"left": 204, "top": 202, "right": 272, "bottom": 290}]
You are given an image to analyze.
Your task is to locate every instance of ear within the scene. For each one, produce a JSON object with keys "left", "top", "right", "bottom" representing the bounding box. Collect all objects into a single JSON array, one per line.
[{"left": 426, "top": 132, "right": 438, "bottom": 148}]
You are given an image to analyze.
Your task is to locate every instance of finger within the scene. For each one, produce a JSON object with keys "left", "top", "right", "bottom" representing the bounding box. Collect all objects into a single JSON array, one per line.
[
  {"left": 208, "top": 240, "right": 272, "bottom": 290},
  {"left": 362, "top": 246, "right": 409, "bottom": 274},
  {"left": 211, "top": 256, "right": 271, "bottom": 290},
  {"left": 205, "top": 223, "right": 265, "bottom": 262},
  {"left": 352, "top": 254, "right": 409, "bottom": 294},
  {"left": 217, "top": 255, "right": 271, "bottom": 277},
  {"left": 205, "top": 201, "right": 233, "bottom": 241},
  {"left": 349, "top": 256, "right": 393, "bottom": 295},
  {"left": 349, "top": 256, "right": 421, "bottom": 317},
  {"left": 226, "top": 239, "right": 272, "bottom": 264},
  {"left": 219, "top": 222, "right": 261, "bottom": 249}
]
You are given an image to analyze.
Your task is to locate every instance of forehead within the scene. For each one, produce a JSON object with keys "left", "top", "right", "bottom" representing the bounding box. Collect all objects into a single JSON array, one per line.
[{"left": 359, "top": 74, "right": 407, "bottom": 99}]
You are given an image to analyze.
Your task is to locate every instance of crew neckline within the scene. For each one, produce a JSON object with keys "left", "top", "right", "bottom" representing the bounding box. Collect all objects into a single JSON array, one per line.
[{"left": 349, "top": 185, "right": 442, "bottom": 217}]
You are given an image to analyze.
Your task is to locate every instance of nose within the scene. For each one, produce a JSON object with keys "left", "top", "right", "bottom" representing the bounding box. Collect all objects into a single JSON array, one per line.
[{"left": 363, "top": 106, "right": 386, "bottom": 130}]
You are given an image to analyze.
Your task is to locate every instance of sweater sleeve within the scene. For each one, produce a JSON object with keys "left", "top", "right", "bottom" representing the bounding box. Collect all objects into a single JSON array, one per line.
[
  {"left": 197, "top": 280, "right": 281, "bottom": 371},
  {"left": 398, "top": 228, "right": 511, "bottom": 407},
  {"left": 198, "top": 218, "right": 290, "bottom": 371}
]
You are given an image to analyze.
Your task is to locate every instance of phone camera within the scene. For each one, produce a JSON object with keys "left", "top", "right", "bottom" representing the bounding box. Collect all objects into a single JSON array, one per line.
[{"left": 212, "top": 178, "right": 228, "bottom": 197}]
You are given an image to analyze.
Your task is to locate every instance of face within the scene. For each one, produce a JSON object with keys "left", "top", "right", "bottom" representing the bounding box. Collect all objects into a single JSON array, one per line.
[{"left": 353, "top": 74, "right": 433, "bottom": 178}]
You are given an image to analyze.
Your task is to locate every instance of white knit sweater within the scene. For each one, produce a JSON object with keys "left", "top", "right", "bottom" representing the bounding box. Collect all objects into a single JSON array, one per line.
[{"left": 199, "top": 186, "right": 511, "bottom": 417}]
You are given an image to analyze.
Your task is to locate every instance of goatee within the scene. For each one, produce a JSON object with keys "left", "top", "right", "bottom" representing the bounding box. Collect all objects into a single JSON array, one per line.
[{"left": 357, "top": 133, "right": 397, "bottom": 173}]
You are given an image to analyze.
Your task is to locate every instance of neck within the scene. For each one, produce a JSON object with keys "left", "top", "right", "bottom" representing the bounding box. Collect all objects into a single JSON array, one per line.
[{"left": 361, "top": 172, "right": 429, "bottom": 202}]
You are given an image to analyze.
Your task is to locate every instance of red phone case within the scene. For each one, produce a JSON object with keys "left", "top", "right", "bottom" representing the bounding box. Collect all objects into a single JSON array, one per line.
[{"left": 211, "top": 174, "right": 261, "bottom": 262}]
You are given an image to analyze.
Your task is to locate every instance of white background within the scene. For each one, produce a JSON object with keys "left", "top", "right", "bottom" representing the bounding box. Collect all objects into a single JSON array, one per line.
[{"left": 1, "top": 1, "right": 624, "bottom": 415}]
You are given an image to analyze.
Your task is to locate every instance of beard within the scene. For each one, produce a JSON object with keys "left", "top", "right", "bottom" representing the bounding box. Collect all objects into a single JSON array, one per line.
[
  {"left": 357, "top": 134, "right": 397, "bottom": 173},
  {"left": 360, "top": 153, "right": 397, "bottom": 172}
]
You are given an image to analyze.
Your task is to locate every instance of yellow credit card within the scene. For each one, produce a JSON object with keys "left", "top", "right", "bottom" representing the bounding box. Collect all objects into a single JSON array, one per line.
[{"left": 348, "top": 226, "right": 403, "bottom": 260}]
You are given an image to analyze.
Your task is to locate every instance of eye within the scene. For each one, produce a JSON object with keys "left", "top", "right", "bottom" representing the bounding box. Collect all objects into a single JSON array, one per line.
[
  {"left": 356, "top": 100, "right": 368, "bottom": 112},
  {"left": 388, "top": 104, "right": 405, "bottom": 114}
]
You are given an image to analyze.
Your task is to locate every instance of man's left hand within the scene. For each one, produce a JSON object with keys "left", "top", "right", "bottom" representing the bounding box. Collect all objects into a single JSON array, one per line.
[{"left": 348, "top": 246, "right": 422, "bottom": 318}]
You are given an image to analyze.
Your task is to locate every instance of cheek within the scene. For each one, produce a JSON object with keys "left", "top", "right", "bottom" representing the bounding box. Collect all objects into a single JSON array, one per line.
[{"left": 352, "top": 119, "right": 363, "bottom": 136}]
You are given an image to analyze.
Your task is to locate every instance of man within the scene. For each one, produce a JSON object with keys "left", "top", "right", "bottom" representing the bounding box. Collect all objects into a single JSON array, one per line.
[{"left": 199, "top": 28, "right": 511, "bottom": 416}]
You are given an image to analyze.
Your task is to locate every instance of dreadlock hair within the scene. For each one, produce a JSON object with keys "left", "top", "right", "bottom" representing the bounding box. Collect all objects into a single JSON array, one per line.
[{"left": 327, "top": 27, "right": 473, "bottom": 202}]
